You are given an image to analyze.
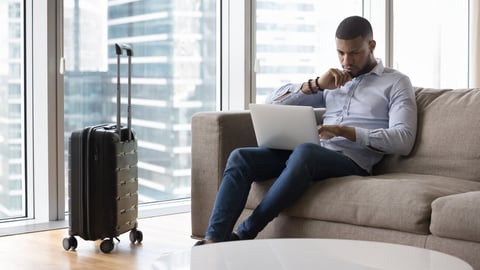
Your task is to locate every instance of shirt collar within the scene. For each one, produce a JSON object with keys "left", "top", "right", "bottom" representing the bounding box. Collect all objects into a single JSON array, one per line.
[
  {"left": 370, "top": 58, "right": 384, "bottom": 76},
  {"left": 355, "top": 58, "right": 384, "bottom": 79}
]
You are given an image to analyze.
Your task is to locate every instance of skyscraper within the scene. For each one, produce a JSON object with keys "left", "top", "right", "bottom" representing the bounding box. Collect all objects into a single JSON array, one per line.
[
  {"left": 0, "top": 0, "right": 25, "bottom": 219},
  {"left": 64, "top": 0, "right": 217, "bottom": 204}
]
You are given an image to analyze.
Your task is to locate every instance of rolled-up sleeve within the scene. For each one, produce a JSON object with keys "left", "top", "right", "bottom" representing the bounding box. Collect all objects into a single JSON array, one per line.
[{"left": 265, "top": 83, "right": 326, "bottom": 107}]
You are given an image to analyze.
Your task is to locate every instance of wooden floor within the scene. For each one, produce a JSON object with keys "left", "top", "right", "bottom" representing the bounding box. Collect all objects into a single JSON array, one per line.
[{"left": 0, "top": 212, "right": 197, "bottom": 269}]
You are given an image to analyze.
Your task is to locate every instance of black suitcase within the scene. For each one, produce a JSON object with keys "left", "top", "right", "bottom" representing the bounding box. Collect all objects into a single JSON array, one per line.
[{"left": 63, "top": 43, "right": 143, "bottom": 253}]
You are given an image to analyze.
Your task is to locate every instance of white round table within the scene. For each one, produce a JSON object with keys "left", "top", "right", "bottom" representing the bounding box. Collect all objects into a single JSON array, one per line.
[{"left": 153, "top": 238, "right": 473, "bottom": 270}]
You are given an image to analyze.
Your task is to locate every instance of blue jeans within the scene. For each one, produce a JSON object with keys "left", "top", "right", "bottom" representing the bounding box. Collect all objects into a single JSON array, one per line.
[{"left": 204, "top": 143, "right": 369, "bottom": 241}]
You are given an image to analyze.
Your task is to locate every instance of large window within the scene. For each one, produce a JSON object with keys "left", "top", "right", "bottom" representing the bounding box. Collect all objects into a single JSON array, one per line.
[
  {"left": 63, "top": 0, "right": 217, "bottom": 208},
  {"left": 0, "top": 0, "right": 26, "bottom": 221},
  {"left": 254, "top": 0, "right": 471, "bottom": 102}
]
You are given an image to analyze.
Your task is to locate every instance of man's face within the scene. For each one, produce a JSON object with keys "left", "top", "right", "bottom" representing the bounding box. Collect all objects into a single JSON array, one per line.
[{"left": 336, "top": 36, "right": 376, "bottom": 77}]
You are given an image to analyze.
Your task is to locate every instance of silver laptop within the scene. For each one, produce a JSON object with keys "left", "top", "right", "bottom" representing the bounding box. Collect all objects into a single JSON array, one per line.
[{"left": 249, "top": 103, "right": 320, "bottom": 150}]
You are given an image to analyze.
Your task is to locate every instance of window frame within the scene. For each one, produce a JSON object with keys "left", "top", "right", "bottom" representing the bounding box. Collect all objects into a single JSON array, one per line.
[
  {"left": 221, "top": 0, "right": 255, "bottom": 110},
  {"left": 29, "top": 0, "right": 65, "bottom": 222}
]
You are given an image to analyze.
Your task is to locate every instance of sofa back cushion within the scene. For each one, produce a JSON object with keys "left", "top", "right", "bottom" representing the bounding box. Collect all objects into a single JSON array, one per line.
[{"left": 374, "top": 87, "right": 480, "bottom": 182}]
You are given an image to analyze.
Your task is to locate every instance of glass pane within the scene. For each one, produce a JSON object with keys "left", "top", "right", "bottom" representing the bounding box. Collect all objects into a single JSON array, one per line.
[
  {"left": 63, "top": 0, "right": 217, "bottom": 208},
  {"left": 255, "top": 0, "right": 363, "bottom": 102},
  {"left": 393, "top": 0, "right": 469, "bottom": 88},
  {"left": 0, "top": 0, "right": 26, "bottom": 220}
]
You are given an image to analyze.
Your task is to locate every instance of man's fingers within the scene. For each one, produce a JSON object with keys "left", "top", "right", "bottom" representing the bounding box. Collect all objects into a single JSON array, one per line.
[
  {"left": 335, "top": 72, "right": 351, "bottom": 88},
  {"left": 329, "top": 69, "right": 352, "bottom": 88},
  {"left": 318, "top": 68, "right": 352, "bottom": 90}
]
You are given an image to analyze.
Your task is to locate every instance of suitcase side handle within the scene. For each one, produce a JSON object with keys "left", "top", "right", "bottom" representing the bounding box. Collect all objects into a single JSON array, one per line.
[{"left": 115, "top": 43, "right": 133, "bottom": 141}]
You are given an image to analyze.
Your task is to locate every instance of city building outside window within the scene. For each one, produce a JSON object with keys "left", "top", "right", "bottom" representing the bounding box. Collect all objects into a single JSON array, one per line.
[
  {"left": 63, "top": 0, "right": 217, "bottom": 209},
  {"left": 0, "top": 0, "right": 26, "bottom": 221}
]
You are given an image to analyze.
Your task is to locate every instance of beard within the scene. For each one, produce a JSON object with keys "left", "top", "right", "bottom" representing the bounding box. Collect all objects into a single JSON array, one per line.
[{"left": 347, "top": 58, "right": 376, "bottom": 77}]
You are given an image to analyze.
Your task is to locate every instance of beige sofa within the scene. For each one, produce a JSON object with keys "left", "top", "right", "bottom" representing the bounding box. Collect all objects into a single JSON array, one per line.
[{"left": 190, "top": 87, "right": 480, "bottom": 269}]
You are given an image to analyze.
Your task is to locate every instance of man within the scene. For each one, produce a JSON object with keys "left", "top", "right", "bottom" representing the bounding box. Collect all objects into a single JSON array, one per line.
[{"left": 195, "top": 16, "right": 417, "bottom": 245}]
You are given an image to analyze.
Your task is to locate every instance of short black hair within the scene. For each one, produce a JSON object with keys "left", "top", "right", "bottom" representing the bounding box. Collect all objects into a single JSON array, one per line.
[{"left": 335, "top": 16, "right": 373, "bottom": 40}]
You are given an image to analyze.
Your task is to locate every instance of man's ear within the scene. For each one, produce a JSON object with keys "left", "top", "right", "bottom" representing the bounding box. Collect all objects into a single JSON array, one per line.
[{"left": 369, "top": 40, "right": 376, "bottom": 52}]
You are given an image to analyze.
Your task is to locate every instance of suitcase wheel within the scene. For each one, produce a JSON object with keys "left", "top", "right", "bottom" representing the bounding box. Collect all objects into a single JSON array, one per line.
[
  {"left": 62, "top": 236, "right": 78, "bottom": 251},
  {"left": 129, "top": 229, "right": 143, "bottom": 244},
  {"left": 100, "top": 239, "right": 115, "bottom": 253}
]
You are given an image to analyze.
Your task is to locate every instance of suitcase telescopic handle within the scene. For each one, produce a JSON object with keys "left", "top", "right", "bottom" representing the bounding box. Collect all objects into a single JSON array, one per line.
[
  {"left": 115, "top": 43, "right": 133, "bottom": 56},
  {"left": 115, "top": 43, "right": 133, "bottom": 141}
]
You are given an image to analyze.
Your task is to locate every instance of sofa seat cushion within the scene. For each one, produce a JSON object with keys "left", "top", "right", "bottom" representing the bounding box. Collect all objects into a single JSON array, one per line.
[
  {"left": 246, "top": 173, "right": 480, "bottom": 234},
  {"left": 430, "top": 191, "right": 480, "bottom": 242}
]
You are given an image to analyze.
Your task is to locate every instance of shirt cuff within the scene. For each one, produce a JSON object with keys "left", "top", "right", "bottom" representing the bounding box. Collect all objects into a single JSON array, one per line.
[
  {"left": 269, "top": 83, "right": 303, "bottom": 103},
  {"left": 355, "top": 127, "right": 370, "bottom": 147},
  {"left": 292, "top": 83, "right": 303, "bottom": 93}
]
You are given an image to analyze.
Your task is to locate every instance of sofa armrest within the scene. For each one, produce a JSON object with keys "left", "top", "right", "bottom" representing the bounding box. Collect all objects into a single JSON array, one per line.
[{"left": 191, "top": 111, "right": 257, "bottom": 238}]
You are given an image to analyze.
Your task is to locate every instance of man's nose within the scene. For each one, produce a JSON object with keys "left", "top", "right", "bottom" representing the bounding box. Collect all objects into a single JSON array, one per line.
[{"left": 342, "top": 54, "right": 352, "bottom": 66}]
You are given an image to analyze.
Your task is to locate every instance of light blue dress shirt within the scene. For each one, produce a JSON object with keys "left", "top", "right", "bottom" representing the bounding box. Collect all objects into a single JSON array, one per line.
[{"left": 265, "top": 59, "right": 417, "bottom": 173}]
